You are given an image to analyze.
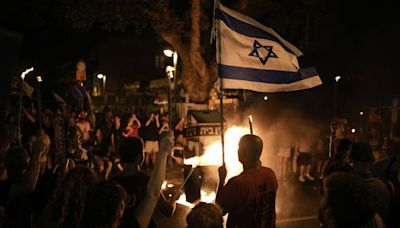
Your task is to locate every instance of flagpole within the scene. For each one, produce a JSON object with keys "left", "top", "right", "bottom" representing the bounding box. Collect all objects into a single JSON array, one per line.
[{"left": 211, "top": 0, "right": 225, "bottom": 166}]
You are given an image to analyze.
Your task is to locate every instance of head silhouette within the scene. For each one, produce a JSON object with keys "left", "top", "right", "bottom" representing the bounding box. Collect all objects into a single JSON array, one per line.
[{"left": 238, "top": 134, "right": 263, "bottom": 166}]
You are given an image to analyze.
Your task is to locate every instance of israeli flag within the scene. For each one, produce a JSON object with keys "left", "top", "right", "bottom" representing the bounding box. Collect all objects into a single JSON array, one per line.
[{"left": 216, "top": 4, "right": 322, "bottom": 92}]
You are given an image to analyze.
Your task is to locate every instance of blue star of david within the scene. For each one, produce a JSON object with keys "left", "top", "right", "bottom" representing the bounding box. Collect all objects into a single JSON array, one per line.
[{"left": 248, "top": 40, "right": 278, "bottom": 65}]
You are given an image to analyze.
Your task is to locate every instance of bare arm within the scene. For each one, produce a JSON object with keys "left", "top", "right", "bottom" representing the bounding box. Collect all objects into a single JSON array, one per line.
[
  {"left": 155, "top": 115, "right": 160, "bottom": 128},
  {"left": 134, "top": 132, "right": 173, "bottom": 227},
  {"left": 145, "top": 115, "right": 153, "bottom": 127},
  {"left": 9, "top": 132, "right": 46, "bottom": 201},
  {"left": 133, "top": 115, "right": 142, "bottom": 128}
]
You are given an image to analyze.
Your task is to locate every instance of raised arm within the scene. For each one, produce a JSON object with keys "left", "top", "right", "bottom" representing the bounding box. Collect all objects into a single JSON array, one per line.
[
  {"left": 154, "top": 114, "right": 160, "bottom": 128},
  {"left": 145, "top": 113, "right": 154, "bottom": 127},
  {"left": 134, "top": 131, "right": 173, "bottom": 227},
  {"left": 9, "top": 131, "right": 47, "bottom": 201},
  {"left": 133, "top": 115, "right": 141, "bottom": 128}
]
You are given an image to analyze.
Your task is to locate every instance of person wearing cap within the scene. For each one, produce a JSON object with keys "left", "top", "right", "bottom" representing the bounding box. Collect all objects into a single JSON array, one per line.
[
  {"left": 216, "top": 134, "right": 278, "bottom": 228},
  {"left": 350, "top": 142, "right": 393, "bottom": 227}
]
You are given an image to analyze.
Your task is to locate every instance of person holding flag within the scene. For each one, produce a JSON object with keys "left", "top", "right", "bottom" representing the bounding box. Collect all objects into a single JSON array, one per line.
[{"left": 212, "top": 2, "right": 322, "bottom": 227}]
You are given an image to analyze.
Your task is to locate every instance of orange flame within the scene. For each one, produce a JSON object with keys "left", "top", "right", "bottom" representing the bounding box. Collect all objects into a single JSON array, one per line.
[{"left": 183, "top": 126, "right": 248, "bottom": 180}]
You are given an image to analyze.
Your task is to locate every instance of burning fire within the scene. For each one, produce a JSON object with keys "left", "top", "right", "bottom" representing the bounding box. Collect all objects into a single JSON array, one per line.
[{"left": 177, "top": 126, "right": 248, "bottom": 206}]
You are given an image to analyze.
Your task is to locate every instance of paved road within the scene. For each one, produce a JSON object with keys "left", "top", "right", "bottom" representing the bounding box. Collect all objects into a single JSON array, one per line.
[{"left": 152, "top": 166, "right": 322, "bottom": 227}]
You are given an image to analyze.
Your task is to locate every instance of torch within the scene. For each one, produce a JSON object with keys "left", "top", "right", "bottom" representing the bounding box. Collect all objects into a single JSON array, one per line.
[
  {"left": 248, "top": 115, "right": 253, "bottom": 135},
  {"left": 18, "top": 67, "right": 34, "bottom": 143}
]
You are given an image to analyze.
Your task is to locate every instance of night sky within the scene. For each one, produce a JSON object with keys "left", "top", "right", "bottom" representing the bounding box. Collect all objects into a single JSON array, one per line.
[{"left": 1, "top": 0, "right": 400, "bottom": 120}]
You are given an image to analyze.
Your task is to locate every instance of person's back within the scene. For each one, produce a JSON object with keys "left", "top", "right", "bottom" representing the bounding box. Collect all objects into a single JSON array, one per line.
[
  {"left": 111, "top": 137, "right": 156, "bottom": 228},
  {"left": 112, "top": 172, "right": 151, "bottom": 227},
  {"left": 219, "top": 166, "right": 277, "bottom": 227},
  {"left": 350, "top": 142, "right": 393, "bottom": 226},
  {"left": 216, "top": 134, "right": 278, "bottom": 228}
]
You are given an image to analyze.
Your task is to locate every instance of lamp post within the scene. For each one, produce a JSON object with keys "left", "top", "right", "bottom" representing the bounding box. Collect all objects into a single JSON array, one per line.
[
  {"left": 165, "top": 65, "right": 175, "bottom": 128},
  {"left": 164, "top": 49, "right": 178, "bottom": 128},
  {"left": 97, "top": 73, "right": 107, "bottom": 105},
  {"left": 329, "top": 75, "right": 341, "bottom": 158}
]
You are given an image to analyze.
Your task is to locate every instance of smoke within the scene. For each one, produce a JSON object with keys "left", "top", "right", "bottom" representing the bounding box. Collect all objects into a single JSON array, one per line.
[{"left": 237, "top": 100, "right": 325, "bottom": 220}]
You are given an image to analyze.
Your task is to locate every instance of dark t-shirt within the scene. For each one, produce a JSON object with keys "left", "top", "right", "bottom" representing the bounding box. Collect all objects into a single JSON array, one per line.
[
  {"left": 111, "top": 126, "right": 124, "bottom": 152},
  {"left": 217, "top": 166, "right": 278, "bottom": 228},
  {"left": 143, "top": 121, "right": 159, "bottom": 141},
  {"left": 112, "top": 172, "right": 156, "bottom": 228}
]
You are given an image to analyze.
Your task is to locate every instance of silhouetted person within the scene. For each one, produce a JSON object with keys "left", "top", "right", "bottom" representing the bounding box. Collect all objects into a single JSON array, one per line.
[{"left": 216, "top": 134, "right": 278, "bottom": 228}]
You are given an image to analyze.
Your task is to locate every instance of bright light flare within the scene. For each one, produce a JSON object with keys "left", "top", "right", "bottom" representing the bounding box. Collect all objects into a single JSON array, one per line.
[
  {"left": 97, "top": 74, "right": 105, "bottom": 79},
  {"left": 183, "top": 126, "right": 247, "bottom": 181},
  {"left": 163, "top": 49, "right": 174, "bottom": 57},
  {"left": 360, "top": 111, "right": 364, "bottom": 116},
  {"left": 351, "top": 128, "right": 356, "bottom": 133},
  {"left": 161, "top": 181, "right": 167, "bottom": 190},
  {"left": 21, "top": 67, "right": 34, "bottom": 80},
  {"left": 165, "top": 65, "right": 175, "bottom": 79},
  {"left": 335, "top": 75, "right": 341, "bottom": 82},
  {"left": 263, "top": 96, "right": 268, "bottom": 101},
  {"left": 36, "top": 76, "right": 43, "bottom": 82},
  {"left": 176, "top": 190, "right": 217, "bottom": 208}
]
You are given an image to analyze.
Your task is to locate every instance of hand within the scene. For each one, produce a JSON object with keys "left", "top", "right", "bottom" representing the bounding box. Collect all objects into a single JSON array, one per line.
[
  {"left": 154, "top": 114, "right": 159, "bottom": 120},
  {"left": 170, "top": 189, "right": 182, "bottom": 203},
  {"left": 150, "top": 113, "right": 154, "bottom": 119},
  {"left": 159, "top": 131, "right": 174, "bottom": 156},
  {"left": 218, "top": 165, "right": 227, "bottom": 182},
  {"left": 31, "top": 130, "right": 49, "bottom": 159}
]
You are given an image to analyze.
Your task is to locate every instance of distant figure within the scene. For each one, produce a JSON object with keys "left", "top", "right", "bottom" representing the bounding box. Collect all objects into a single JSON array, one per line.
[
  {"left": 111, "top": 114, "right": 124, "bottom": 154},
  {"left": 349, "top": 142, "right": 393, "bottom": 227},
  {"left": 276, "top": 138, "right": 292, "bottom": 180},
  {"left": 123, "top": 114, "right": 141, "bottom": 138},
  {"left": 216, "top": 134, "right": 278, "bottom": 228},
  {"left": 186, "top": 202, "right": 223, "bottom": 228},
  {"left": 319, "top": 172, "right": 385, "bottom": 228},
  {"left": 143, "top": 112, "right": 160, "bottom": 169},
  {"left": 323, "top": 138, "right": 352, "bottom": 177},
  {"left": 296, "top": 137, "right": 314, "bottom": 182}
]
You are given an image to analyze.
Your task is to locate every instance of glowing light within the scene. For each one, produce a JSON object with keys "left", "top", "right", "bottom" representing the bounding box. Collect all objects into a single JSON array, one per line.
[
  {"left": 335, "top": 75, "right": 341, "bottom": 82},
  {"left": 167, "top": 183, "right": 174, "bottom": 188},
  {"left": 161, "top": 181, "right": 167, "bottom": 190},
  {"left": 165, "top": 65, "right": 175, "bottom": 79},
  {"left": 21, "top": 67, "right": 34, "bottom": 80},
  {"left": 36, "top": 76, "right": 43, "bottom": 82},
  {"left": 163, "top": 49, "right": 174, "bottom": 57},
  {"left": 351, "top": 128, "right": 356, "bottom": 133},
  {"left": 183, "top": 126, "right": 246, "bottom": 181},
  {"left": 97, "top": 74, "right": 105, "bottom": 79},
  {"left": 263, "top": 96, "right": 268, "bottom": 101},
  {"left": 176, "top": 190, "right": 217, "bottom": 208},
  {"left": 360, "top": 111, "right": 364, "bottom": 116}
]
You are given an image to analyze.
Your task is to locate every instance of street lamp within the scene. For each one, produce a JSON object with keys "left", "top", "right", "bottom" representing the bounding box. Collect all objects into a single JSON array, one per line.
[
  {"left": 163, "top": 49, "right": 179, "bottom": 128},
  {"left": 97, "top": 73, "right": 107, "bottom": 105},
  {"left": 329, "top": 75, "right": 341, "bottom": 159}
]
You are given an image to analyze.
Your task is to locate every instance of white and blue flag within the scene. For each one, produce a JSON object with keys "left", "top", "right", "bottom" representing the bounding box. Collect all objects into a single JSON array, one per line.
[{"left": 216, "top": 4, "right": 322, "bottom": 92}]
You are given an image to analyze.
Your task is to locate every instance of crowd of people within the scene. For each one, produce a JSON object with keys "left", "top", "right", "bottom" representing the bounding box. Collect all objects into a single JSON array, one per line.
[{"left": 0, "top": 83, "right": 399, "bottom": 228}]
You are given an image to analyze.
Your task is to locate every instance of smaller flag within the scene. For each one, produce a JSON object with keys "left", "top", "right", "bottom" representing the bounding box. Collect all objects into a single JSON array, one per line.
[{"left": 216, "top": 4, "right": 322, "bottom": 92}]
